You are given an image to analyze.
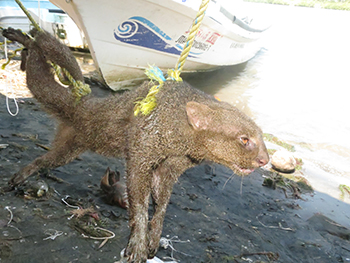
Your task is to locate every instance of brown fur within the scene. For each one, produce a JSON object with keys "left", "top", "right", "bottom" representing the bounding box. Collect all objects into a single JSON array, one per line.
[{"left": 2, "top": 28, "right": 269, "bottom": 263}]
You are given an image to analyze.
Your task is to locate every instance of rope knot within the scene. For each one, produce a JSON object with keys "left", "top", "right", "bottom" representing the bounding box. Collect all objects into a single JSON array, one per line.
[
  {"left": 72, "top": 81, "right": 91, "bottom": 101},
  {"left": 167, "top": 69, "right": 183, "bottom": 82},
  {"left": 134, "top": 65, "right": 165, "bottom": 116}
]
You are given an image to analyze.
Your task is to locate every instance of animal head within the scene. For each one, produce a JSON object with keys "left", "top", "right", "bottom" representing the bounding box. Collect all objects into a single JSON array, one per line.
[{"left": 186, "top": 101, "right": 269, "bottom": 176}]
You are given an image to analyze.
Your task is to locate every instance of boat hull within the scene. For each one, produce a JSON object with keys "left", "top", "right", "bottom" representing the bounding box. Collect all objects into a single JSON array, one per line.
[
  {"left": 49, "top": 0, "right": 267, "bottom": 89},
  {"left": 0, "top": 0, "right": 87, "bottom": 49}
]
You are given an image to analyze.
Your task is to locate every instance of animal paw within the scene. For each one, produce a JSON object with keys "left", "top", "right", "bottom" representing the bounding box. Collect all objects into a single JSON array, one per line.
[
  {"left": 148, "top": 235, "right": 161, "bottom": 259},
  {"left": 124, "top": 243, "right": 148, "bottom": 263},
  {"left": 2, "top": 28, "right": 29, "bottom": 45},
  {"left": 8, "top": 173, "right": 27, "bottom": 188},
  {"left": 148, "top": 246, "right": 158, "bottom": 260}
]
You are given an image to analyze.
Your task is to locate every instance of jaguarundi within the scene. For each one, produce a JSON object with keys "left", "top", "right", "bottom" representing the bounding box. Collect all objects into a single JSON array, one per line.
[{"left": 2, "top": 27, "right": 269, "bottom": 263}]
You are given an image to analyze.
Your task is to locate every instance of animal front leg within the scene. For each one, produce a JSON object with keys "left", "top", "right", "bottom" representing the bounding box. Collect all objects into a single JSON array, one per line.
[
  {"left": 124, "top": 160, "right": 152, "bottom": 263},
  {"left": 148, "top": 157, "right": 193, "bottom": 259},
  {"left": 9, "top": 125, "right": 85, "bottom": 186}
]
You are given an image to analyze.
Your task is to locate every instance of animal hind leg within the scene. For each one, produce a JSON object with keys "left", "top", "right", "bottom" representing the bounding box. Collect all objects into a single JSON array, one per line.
[
  {"left": 2, "top": 28, "right": 33, "bottom": 49},
  {"left": 5, "top": 27, "right": 77, "bottom": 117},
  {"left": 3, "top": 27, "right": 83, "bottom": 83},
  {"left": 2, "top": 27, "right": 65, "bottom": 92},
  {"left": 9, "top": 124, "right": 86, "bottom": 187},
  {"left": 29, "top": 29, "right": 84, "bottom": 83}
]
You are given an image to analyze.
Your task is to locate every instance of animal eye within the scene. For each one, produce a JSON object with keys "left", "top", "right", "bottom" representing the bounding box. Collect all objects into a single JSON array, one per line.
[{"left": 240, "top": 137, "right": 249, "bottom": 146}]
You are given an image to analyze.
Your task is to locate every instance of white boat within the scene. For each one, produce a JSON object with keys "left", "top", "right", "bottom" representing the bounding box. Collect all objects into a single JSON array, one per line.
[
  {"left": 0, "top": 0, "right": 87, "bottom": 49},
  {"left": 49, "top": 0, "right": 268, "bottom": 90}
]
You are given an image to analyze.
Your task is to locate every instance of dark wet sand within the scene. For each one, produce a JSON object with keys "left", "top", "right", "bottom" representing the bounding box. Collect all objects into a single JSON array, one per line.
[{"left": 1, "top": 89, "right": 350, "bottom": 263}]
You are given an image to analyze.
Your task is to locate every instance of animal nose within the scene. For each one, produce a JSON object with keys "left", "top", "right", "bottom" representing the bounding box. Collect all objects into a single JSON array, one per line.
[{"left": 257, "top": 155, "right": 269, "bottom": 167}]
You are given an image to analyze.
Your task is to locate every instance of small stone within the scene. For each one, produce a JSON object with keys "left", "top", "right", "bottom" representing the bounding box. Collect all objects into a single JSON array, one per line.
[{"left": 271, "top": 150, "right": 296, "bottom": 173}]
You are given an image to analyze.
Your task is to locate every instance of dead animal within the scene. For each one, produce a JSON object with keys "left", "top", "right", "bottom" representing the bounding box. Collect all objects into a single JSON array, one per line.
[
  {"left": 2, "top": 27, "right": 269, "bottom": 263},
  {"left": 100, "top": 167, "right": 128, "bottom": 209}
]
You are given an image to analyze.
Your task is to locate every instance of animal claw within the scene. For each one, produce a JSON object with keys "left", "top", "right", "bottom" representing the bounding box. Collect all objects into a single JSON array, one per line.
[{"left": 8, "top": 173, "right": 26, "bottom": 188}]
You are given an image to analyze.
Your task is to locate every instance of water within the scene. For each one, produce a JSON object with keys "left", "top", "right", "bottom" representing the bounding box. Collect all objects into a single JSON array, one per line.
[{"left": 186, "top": 3, "right": 350, "bottom": 202}]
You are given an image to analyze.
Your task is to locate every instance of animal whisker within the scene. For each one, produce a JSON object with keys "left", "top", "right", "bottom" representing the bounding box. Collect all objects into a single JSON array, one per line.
[{"left": 222, "top": 172, "right": 235, "bottom": 190}]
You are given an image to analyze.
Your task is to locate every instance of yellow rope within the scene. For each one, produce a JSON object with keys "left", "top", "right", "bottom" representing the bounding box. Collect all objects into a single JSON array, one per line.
[
  {"left": 51, "top": 63, "right": 71, "bottom": 86},
  {"left": 134, "top": 65, "right": 165, "bottom": 116},
  {"left": 50, "top": 63, "right": 91, "bottom": 100},
  {"left": 168, "top": 0, "right": 210, "bottom": 81},
  {"left": 1, "top": 48, "right": 23, "bottom": 70},
  {"left": 0, "top": 39, "right": 12, "bottom": 46},
  {"left": 15, "top": 0, "right": 41, "bottom": 31},
  {"left": 11, "top": 0, "right": 91, "bottom": 101},
  {"left": 134, "top": 0, "right": 210, "bottom": 116}
]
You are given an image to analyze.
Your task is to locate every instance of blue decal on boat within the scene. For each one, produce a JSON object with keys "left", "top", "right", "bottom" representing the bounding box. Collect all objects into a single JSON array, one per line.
[
  {"left": 114, "top": 17, "right": 200, "bottom": 57},
  {"left": 129, "top": 16, "right": 171, "bottom": 41}
]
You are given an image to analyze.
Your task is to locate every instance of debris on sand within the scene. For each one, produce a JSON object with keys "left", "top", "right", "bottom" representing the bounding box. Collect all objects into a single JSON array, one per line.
[
  {"left": 307, "top": 213, "right": 350, "bottom": 241},
  {"left": 262, "top": 171, "right": 313, "bottom": 200},
  {"left": 100, "top": 167, "right": 128, "bottom": 209}
]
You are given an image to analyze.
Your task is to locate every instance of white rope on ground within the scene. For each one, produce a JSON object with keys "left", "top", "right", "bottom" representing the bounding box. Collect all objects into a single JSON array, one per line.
[
  {"left": 4, "top": 37, "right": 19, "bottom": 116},
  {"left": 159, "top": 235, "right": 191, "bottom": 261}
]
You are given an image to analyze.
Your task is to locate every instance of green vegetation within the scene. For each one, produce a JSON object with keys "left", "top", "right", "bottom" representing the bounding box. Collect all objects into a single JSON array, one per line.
[
  {"left": 263, "top": 134, "right": 305, "bottom": 173},
  {"left": 295, "top": 157, "right": 304, "bottom": 171},
  {"left": 339, "top": 184, "right": 350, "bottom": 200},
  {"left": 267, "top": 148, "right": 277, "bottom": 156},
  {"left": 283, "top": 172, "right": 313, "bottom": 192},
  {"left": 263, "top": 171, "right": 313, "bottom": 197},
  {"left": 263, "top": 133, "right": 295, "bottom": 152},
  {"left": 244, "top": 0, "right": 350, "bottom": 11}
]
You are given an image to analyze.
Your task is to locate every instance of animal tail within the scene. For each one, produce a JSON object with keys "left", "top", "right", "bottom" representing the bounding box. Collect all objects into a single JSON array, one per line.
[{"left": 2, "top": 28, "right": 85, "bottom": 120}]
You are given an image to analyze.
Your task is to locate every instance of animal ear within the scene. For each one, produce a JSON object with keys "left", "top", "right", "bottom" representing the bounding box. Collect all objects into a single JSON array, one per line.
[{"left": 186, "top": 101, "right": 214, "bottom": 131}]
